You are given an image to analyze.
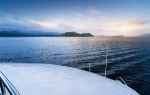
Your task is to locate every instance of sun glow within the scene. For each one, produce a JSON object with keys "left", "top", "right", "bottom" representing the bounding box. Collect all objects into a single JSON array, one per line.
[
  {"left": 116, "top": 24, "right": 138, "bottom": 31},
  {"left": 106, "top": 21, "right": 140, "bottom": 36}
]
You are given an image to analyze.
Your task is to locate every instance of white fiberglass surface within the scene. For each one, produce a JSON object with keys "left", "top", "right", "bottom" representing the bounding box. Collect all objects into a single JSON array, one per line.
[{"left": 0, "top": 63, "right": 139, "bottom": 95}]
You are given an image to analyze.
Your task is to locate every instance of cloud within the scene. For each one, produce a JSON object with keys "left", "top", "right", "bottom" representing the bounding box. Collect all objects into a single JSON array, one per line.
[
  {"left": 72, "top": 11, "right": 83, "bottom": 17},
  {"left": 87, "top": 7, "right": 103, "bottom": 16},
  {"left": 129, "top": 18, "right": 150, "bottom": 25},
  {"left": 1, "top": 7, "right": 150, "bottom": 36},
  {"left": 0, "top": 7, "right": 106, "bottom": 34}
]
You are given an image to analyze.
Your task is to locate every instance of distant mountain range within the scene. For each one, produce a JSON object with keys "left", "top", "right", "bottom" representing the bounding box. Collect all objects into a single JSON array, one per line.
[
  {"left": 0, "top": 30, "right": 60, "bottom": 37},
  {"left": 1, "top": 30, "right": 150, "bottom": 37},
  {"left": 0, "top": 31, "right": 94, "bottom": 37}
]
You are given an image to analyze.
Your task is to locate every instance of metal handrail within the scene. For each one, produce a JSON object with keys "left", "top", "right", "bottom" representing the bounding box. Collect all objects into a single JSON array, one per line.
[
  {"left": 0, "top": 71, "right": 20, "bottom": 95},
  {"left": 116, "top": 77, "right": 127, "bottom": 85}
]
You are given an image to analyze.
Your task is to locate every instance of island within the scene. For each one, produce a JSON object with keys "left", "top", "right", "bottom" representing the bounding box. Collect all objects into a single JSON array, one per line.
[{"left": 60, "top": 32, "right": 94, "bottom": 37}]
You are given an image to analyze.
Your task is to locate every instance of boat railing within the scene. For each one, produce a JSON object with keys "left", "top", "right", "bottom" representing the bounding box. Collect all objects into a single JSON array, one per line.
[
  {"left": 0, "top": 71, "right": 20, "bottom": 95},
  {"left": 116, "top": 77, "right": 127, "bottom": 85}
]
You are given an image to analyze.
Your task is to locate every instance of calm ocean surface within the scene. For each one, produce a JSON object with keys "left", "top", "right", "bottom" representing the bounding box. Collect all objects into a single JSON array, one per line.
[{"left": 0, "top": 37, "right": 150, "bottom": 95}]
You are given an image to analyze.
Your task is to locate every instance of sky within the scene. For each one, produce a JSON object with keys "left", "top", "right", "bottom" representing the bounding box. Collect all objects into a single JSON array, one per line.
[{"left": 0, "top": 0, "right": 150, "bottom": 36}]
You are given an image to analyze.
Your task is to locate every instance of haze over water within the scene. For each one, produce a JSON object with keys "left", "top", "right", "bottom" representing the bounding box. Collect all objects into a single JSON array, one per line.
[{"left": 0, "top": 37, "right": 150, "bottom": 95}]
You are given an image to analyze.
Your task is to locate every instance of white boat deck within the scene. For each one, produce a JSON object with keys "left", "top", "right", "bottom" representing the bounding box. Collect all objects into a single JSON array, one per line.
[{"left": 0, "top": 63, "right": 139, "bottom": 95}]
